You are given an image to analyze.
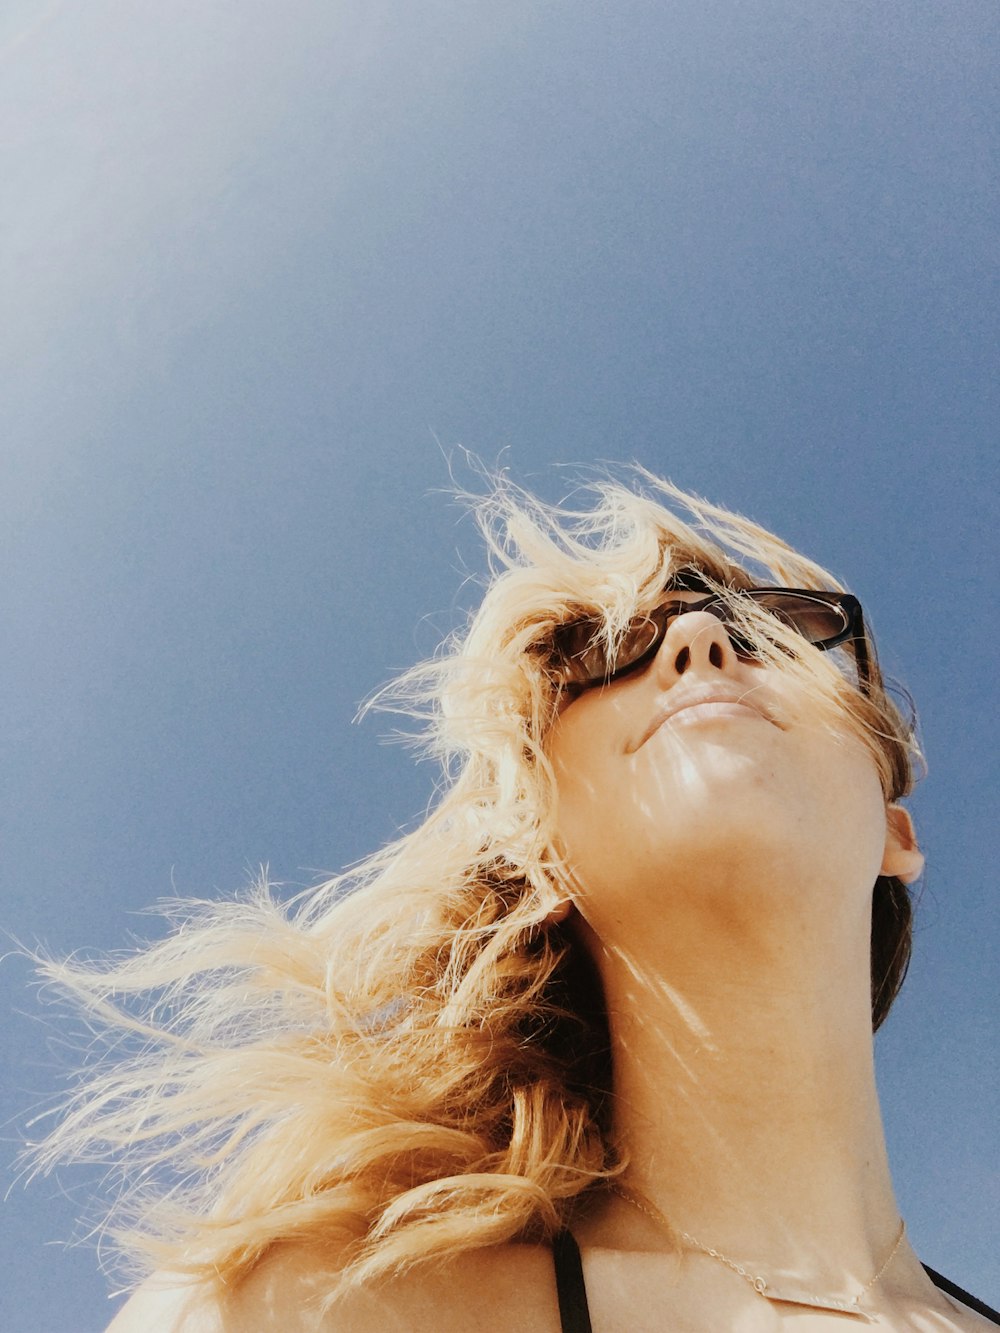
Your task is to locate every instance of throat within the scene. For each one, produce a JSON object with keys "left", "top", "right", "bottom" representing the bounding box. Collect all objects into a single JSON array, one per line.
[{"left": 595, "top": 940, "right": 902, "bottom": 1299}]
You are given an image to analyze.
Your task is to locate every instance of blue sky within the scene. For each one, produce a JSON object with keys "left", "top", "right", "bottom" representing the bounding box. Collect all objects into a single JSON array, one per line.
[{"left": 2, "top": 3, "right": 997, "bottom": 1329}]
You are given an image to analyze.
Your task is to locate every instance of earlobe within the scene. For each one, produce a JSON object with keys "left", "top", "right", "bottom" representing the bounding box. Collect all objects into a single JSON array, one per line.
[
  {"left": 881, "top": 804, "right": 924, "bottom": 885},
  {"left": 542, "top": 897, "right": 573, "bottom": 926}
]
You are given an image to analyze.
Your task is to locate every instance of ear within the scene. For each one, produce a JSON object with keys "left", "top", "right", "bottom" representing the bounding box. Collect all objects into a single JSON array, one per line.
[
  {"left": 542, "top": 896, "right": 573, "bottom": 926},
  {"left": 881, "top": 803, "right": 924, "bottom": 885}
]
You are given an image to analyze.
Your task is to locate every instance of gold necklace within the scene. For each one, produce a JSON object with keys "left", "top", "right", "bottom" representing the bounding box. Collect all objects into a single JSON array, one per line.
[{"left": 608, "top": 1183, "right": 906, "bottom": 1324}]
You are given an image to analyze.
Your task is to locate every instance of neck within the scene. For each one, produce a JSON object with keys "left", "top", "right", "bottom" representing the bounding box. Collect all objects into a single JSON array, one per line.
[{"left": 578, "top": 892, "right": 905, "bottom": 1293}]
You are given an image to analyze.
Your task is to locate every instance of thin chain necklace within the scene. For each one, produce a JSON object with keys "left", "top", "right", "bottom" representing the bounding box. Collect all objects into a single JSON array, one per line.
[{"left": 608, "top": 1183, "right": 906, "bottom": 1324}]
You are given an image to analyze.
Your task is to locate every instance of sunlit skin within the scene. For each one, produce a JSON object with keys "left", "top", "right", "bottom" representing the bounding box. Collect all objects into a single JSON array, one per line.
[
  {"left": 541, "top": 600, "right": 955, "bottom": 1326},
  {"left": 104, "top": 603, "right": 994, "bottom": 1331}
]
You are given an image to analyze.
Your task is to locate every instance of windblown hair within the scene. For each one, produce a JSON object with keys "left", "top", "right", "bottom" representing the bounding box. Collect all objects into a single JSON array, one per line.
[{"left": 26, "top": 468, "right": 922, "bottom": 1298}]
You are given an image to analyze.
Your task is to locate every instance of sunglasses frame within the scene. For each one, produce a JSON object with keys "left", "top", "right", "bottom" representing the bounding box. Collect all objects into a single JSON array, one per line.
[{"left": 550, "top": 586, "right": 871, "bottom": 696}]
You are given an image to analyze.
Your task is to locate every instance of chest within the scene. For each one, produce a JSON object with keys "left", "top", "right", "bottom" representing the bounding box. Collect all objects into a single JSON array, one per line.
[{"left": 570, "top": 1249, "right": 982, "bottom": 1333}]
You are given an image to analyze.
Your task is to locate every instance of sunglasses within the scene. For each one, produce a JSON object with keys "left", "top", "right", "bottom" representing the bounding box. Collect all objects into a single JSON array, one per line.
[{"left": 548, "top": 586, "right": 871, "bottom": 695}]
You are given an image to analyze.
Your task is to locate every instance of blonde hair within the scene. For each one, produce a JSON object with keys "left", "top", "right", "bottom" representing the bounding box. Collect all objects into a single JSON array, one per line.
[{"left": 25, "top": 468, "right": 922, "bottom": 1298}]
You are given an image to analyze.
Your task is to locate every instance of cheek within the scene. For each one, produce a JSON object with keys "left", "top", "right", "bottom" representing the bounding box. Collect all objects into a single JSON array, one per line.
[
  {"left": 547, "top": 708, "right": 625, "bottom": 877},
  {"left": 802, "top": 733, "right": 889, "bottom": 860},
  {"left": 551, "top": 757, "right": 615, "bottom": 858}
]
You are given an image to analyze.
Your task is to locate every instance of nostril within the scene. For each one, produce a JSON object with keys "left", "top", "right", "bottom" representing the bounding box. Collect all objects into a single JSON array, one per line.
[
  {"left": 709, "top": 641, "right": 723, "bottom": 668},
  {"left": 675, "top": 646, "right": 690, "bottom": 672}
]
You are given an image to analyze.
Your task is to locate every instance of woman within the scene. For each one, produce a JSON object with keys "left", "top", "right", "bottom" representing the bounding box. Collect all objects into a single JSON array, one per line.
[{"left": 32, "top": 471, "right": 997, "bottom": 1330}]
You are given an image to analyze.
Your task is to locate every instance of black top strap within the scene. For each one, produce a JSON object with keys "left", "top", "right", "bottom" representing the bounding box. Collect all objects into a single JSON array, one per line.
[
  {"left": 552, "top": 1229, "right": 593, "bottom": 1333},
  {"left": 922, "top": 1264, "right": 1000, "bottom": 1324},
  {"left": 552, "top": 1232, "right": 1000, "bottom": 1330}
]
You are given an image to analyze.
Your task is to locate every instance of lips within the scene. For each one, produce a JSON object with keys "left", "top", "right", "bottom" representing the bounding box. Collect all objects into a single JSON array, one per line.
[{"left": 631, "top": 687, "right": 779, "bottom": 751}]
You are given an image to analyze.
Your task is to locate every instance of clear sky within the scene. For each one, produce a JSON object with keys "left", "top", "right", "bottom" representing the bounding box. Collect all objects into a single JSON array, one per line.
[{"left": 2, "top": 3, "right": 997, "bottom": 1330}]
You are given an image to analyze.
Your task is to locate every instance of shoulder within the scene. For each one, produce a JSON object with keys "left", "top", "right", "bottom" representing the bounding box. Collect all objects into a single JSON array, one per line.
[
  {"left": 940, "top": 1296, "right": 1000, "bottom": 1331},
  {"left": 103, "top": 1239, "right": 561, "bottom": 1333},
  {"left": 103, "top": 1274, "right": 226, "bottom": 1333}
]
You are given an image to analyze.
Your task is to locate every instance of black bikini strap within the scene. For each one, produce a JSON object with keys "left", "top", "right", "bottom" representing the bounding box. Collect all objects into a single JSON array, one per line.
[
  {"left": 551, "top": 1233, "right": 1000, "bottom": 1330},
  {"left": 552, "top": 1230, "right": 593, "bottom": 1333},
  {"left": 923, "top": 1264, "right": 1000, "bottom": 1325}
]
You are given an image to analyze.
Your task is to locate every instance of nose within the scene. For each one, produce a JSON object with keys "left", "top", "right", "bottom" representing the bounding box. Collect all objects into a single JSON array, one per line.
[{"left": 652, "top": 609, "right": 742, "bottom": 685}]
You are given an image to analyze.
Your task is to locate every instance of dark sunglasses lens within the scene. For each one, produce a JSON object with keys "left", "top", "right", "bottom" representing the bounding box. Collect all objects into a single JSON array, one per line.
[
  {"left": 750, "top": 593, "right": 850, "bottom": 645},
  {"left": 615, "top": 616, "right": 661, "bottom": 672},
  {"left": 551, "top": 621, "right": 602, "bottom": 683},
  {"left": 553, "top": 615, "right": 660, "bottom": 684},
  {"left": 552, "top": 592, "right": 853, "bottom": 688}
]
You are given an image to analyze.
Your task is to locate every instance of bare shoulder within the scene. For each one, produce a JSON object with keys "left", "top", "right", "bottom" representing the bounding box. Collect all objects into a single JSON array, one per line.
[
  {"left": 103, "top": 1273, "right": 228, "bottom": 1333},
  {"left": 943, "top": 1297, "right": 1000, "bottom": 1331},
  {"left": 104, "top": 1239, "right": 560, "bottom": 1333},
  {"left": 228, "top": 1238, "right": 562, "bottom": 1333}
]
